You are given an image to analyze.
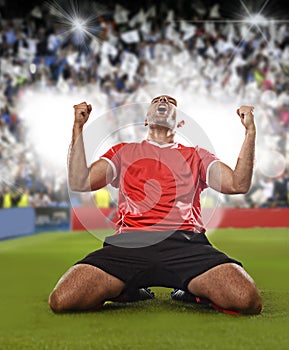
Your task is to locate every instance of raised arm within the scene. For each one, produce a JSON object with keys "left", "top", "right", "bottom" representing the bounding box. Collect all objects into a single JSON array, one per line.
[
  {"left": 68, "top": 102, "right": 114, "bottom": 192},
  {"left": 209, "top": 106, "right": 256, "bottom": 194}
]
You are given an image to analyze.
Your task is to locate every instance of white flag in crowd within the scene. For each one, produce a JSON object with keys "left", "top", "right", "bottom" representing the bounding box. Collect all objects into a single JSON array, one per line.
[
  {"left": 114, "top": 4, "right": 129, "bottom": 24},
  {"left": 66, "top": 52, "right": 78, "bottom": 66},
  {"left": 121, "top": 30, "right": 140, "bottom": 44},
  {"left": 180, "top": 21, "right": 197, "bottom": 41},
  {"left": 101, "top": 41, "right": 118, "bottom": 58},
  {"left": 90, "top": 38, "right": 100, "bottom": 55},
  {"left": 209, "top": 4, "right": 221, "bottom": 18},
  {"left": 173, "top": 50, "right": 191, "bottom": 68},
  {"left": 30, "top": 6, "right": 42, "bottom": 18},
  {"left": 146, "top": 5, "right": 156, "bottom": 18},
  {"left": 120, "top": 52, "right": 139, "bottom": 77},
  {"left": 98, "top": 55, "right": 115, "bottom": 78},
  {"left": 129, "top": 9, "right": 146, "bottom": 27}
]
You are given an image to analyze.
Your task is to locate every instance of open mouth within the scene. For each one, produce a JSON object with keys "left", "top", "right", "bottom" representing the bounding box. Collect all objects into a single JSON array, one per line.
[{"left": 157, "top": 104, "right": 167, "bottom": 113}]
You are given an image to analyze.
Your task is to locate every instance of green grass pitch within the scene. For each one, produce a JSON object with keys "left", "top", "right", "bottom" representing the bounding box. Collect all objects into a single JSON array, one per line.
[{"left": 1, "top": 228, "right": 289, "bottom": 350}]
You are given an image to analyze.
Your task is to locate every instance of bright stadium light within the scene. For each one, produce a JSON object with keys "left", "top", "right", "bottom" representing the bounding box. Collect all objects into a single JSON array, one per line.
[
  {"left": 45, "top": 0, "right": 106, "bottom": 46},
  {"left": 70, "top": 16, "right": 88, "bottom": 43},
  {"left": 244, "top": 14, "right": 269, "bottom": 25},
  {"left": 71, "top": 17, "right": 87, "bottom": 32}
]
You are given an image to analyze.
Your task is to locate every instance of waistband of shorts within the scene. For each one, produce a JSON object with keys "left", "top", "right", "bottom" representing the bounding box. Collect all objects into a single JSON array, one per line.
[{"left": 104, "top": 230, "right": 207, "bottom": 248}]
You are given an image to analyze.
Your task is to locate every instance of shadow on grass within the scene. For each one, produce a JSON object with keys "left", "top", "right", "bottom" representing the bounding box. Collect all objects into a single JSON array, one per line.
[{"left": 99, "top": 296, "right": 216, "bottom": 315}]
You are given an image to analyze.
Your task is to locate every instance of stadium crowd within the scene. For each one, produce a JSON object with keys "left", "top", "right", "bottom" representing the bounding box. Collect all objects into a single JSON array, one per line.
[{"left": 0, "top": 0, "right": 289, "bottom": 209}]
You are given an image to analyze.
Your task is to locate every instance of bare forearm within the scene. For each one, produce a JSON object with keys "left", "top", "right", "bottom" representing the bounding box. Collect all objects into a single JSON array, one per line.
[
  {"left": 232, "top": 128, "right": 256, "bottom": 193},
  {"left": 209, "top": 106, "right": 256, "bottom": 195},
  {"left": 68, "top": 124, "right": 90, "bottom": 191}
]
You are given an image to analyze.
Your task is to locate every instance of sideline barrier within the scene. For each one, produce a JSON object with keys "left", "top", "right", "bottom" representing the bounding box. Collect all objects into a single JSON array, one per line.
[
  {"left": 1, "top": 207, "right": 288, "bottom": 241},
  {"left": 72, "top": 207, "right": 289, "bottom": 230},
  {"left": 0, "top": 207, "right": 35, "bottom": 240},
  {"left": 35, "top": 207, "right": 71, "bottom": 232},
  {"left": 204, "top": 208, "right": 289, "bottom": 228},
  {"left": 71, "top": 207, "right": 116, "bottom": 231}
]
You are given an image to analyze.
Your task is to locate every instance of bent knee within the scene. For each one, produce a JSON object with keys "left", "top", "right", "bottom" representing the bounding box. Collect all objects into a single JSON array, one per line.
[
  {"left": 48, "top": 290, "right": 65, "bottom": 313},
  {"left": 239, "top": 287, "right": 262, "bottom": 315}
]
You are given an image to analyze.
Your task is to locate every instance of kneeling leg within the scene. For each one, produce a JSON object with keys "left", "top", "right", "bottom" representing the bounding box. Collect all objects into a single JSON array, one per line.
[
  {"left": 187, "top": 263, "right": 262, "bottom": 315},
  {"left": 48, "top": 264, "right": 125, "bottom": 313}
]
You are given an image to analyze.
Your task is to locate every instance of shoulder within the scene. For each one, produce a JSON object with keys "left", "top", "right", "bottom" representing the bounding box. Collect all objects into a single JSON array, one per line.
[
  {"left": 107, "top": 141, "right": 144, "bottom": 157},
  {"left": 114, "top": 141, "right": 147, "bottom": 151},
  {"left": 113, "top": 141, "right": 144, "bottom": 149},
  {"left": 194, "top": 145, "right": 217, "bottom": 158},
  {"left": 108, "top": 142, "right": 128, "bottom": 154},
  {"left": 173, "top": 142, "right": 197, "bottom": 152},
  {"left": 163, "top": 143, "right": 217, "bottom": 162}
]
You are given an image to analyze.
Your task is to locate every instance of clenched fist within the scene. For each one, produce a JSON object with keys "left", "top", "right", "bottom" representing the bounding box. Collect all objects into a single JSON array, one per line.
[
  {"left": 73, "top": 102, "right": 92, "bottom": 127},
  {"left": 236, "top": 105, "right": 255, "bottom": 132}
]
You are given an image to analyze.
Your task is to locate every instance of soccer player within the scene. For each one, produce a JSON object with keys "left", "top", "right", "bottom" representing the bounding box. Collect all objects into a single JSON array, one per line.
[{"left": 48, "top": 95, "right": 262, "bottom": 315}]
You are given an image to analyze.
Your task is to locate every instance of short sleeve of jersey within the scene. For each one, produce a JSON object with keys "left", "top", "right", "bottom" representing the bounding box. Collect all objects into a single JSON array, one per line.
[
  {"left": 100, "top": 143, "right": 126, "bottom": 188},
  {"left": 196, "top": 146, "right": 219, "bottom": 188}
]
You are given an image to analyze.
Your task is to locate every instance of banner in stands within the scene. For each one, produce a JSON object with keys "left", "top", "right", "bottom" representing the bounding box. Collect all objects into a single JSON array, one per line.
[
  {"left": 203, "top": 208, "right": 289, "bottom": 228},
  {"left": 71, "top": 207, "right": 115, "bottom": 231},
  {"left": 0, "top": 207, "right": 35, "bottom": 240},
  {"left": 35, "top": 207, "right": 71, "bottom": 232}
]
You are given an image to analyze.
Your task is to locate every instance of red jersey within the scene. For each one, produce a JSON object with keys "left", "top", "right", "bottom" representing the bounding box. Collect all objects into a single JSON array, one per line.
[{"left": 101, "top": 140, "right": 218, "bottom": 234}]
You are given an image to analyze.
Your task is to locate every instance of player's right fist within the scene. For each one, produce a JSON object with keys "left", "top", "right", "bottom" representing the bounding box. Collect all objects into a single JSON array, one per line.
[
  {"left": 236, "top": 105, "right": 255, "bottom": 131},
  {"left": 73, "top": 102, "right": 92, "bottom": 126}
]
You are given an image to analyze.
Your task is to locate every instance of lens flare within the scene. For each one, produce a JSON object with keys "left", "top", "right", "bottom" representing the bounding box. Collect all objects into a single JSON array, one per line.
[
  {"left": 257, "top": 150, "right": 286, "bottom": 178},
  {"left": 45, "top": 0, "right": 107, "bottom": 47}
]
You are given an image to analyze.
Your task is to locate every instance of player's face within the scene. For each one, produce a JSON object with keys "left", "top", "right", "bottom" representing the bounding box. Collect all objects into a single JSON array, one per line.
[{"left": 146, "top": 95, "right": 177, "bottom": 130}]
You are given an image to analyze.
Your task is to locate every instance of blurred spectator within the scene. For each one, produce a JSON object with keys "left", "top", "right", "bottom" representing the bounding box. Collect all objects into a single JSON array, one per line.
[
  {"left": 54, "top": 181, "right": 69, "bottom": 206},
  {"left": 10, "top": 185, "right": 22, "bottom": 206},
  {"left": 17, "top": 187, "right": 30, "bottom": 207},
  {"left": 2, "top": 185, "right": 11, "bottom": 208},
  {"left": 252, "top": 177, "right": 275, "bottom": 208},
  {"left": 0, "top": 185, "right": 3, "bottom": 207},
  {"left": 31, "top": 190, "right": 52, "bottom": 207},
  {"left": 273, "top": 174, "right": 289, "bottom": 207},
  {"left": 94, "top": 187, "right": 111, "bottom": 208}
]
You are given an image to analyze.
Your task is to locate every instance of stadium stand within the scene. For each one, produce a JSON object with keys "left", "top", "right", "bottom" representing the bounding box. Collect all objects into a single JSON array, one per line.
[{"left": 0, "top": 0, "right": 288, "bottom": 211}]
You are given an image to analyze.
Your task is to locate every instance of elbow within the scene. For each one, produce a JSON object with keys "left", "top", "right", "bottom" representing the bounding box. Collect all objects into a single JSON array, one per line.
[
  {"left": 236, "top": 188, "right": 249, "bottom": 195},
  {"left": 232, "top": 183, "right": 251, "bottom": 195},
  {"left": 222, "top": 180, "right": 251, "bottom": 195},
  {"left": 222, "top": 188, "right": 248, "bottom": 195}
]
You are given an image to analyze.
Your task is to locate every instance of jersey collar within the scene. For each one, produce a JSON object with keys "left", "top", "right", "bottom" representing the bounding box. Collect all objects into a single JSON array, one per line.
[{"left": 145, "top": 139, "right": 177, "bottom": 148}]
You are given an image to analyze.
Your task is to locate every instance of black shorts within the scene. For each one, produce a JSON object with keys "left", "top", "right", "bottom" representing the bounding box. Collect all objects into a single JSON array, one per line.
[{"left": 75, "top": 230, "right": 242, "bottom": 292}]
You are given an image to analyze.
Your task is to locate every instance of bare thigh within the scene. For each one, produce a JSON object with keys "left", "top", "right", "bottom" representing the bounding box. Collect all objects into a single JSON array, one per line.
[
  {"left": 187, "top": 263, "right": 262, "bottom": 314},
  {"left": 48, "top": 264, "right": 125, "bottom": 313}
]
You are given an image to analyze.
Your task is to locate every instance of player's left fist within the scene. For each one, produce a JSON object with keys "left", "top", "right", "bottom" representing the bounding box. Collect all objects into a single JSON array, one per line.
[{"left": 236, "top": 106, "right": 255, "bottom": 131}]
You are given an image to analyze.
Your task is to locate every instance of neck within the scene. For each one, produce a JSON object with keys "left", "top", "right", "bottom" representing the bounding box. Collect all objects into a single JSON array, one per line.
[{"left": 146, "top": 126, "right": 175, "bottom": 145}]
